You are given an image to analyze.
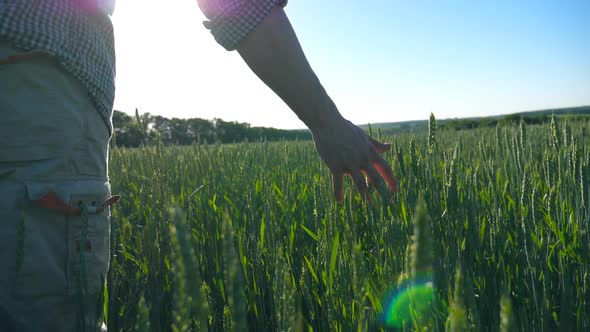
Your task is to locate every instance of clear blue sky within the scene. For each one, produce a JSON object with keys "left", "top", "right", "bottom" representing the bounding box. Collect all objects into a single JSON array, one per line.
[{"left": 113, "top": 0, "right": 590, "bottom": 128}]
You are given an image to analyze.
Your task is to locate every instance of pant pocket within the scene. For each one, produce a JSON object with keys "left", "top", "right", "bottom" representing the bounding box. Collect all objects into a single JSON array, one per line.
[
  {"left": 66, "top": 190, "right": 111, "bottom": 297},
  {"left": 15, "top": 180, "right": 111, "bottom": 298}
]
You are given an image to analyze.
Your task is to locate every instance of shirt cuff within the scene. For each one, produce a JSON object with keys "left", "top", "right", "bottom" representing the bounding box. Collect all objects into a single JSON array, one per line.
[{"left": 201, "top": 0, "right": 288, "bottom": 51}]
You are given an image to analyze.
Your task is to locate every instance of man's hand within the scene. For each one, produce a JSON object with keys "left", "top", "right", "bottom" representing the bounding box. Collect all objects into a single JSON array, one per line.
[
  {"left": 235, "top": 6, "right": 399, "bottom": 202},
  {"left": 311, "top": 115, "right": 399, "bottom": 203}
]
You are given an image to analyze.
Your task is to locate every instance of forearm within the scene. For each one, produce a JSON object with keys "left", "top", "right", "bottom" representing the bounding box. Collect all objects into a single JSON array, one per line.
[
  {"left": 236, "top": 7, "right": 343, "bottom": 132},
  {"left": 199, "top": 2, "right": 399, "bottom": 201}
]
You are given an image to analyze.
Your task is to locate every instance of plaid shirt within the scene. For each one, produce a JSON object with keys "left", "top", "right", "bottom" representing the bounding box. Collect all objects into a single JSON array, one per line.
[{"left": 0, "top": 0, "right": 287, "bottom": 134}]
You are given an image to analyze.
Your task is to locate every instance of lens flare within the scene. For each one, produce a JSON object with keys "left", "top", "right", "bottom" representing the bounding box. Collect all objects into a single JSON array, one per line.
[{"left": 381, "top": 274, "right": 435, "bottom": 329}]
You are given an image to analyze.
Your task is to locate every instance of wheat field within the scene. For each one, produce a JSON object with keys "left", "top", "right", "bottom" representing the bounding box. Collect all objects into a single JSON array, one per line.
[{"left": 104, "top": 116, "right": 589, "bottom": 331}]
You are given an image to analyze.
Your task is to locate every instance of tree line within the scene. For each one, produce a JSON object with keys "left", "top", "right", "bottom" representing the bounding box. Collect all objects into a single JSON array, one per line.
[
  {"left": 112, "top": 110, "right": 312, "bottom": 147},
  {"left": 441, "top": 112, "right": 590, "bottom": 131}
]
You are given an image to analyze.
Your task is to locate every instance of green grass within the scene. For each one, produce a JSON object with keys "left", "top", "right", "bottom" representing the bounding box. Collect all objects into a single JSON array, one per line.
[{"left": 105, "top": 118, "right": 589, "bottom": 331}]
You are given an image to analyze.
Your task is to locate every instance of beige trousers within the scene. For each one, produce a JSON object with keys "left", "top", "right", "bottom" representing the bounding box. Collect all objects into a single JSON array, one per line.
[{"left": 0, "top": 40, "right": 111, "bottom": 332}]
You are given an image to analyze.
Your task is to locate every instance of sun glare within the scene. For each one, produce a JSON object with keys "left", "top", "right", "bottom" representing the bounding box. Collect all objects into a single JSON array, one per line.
[{"left": 110, "top": 0, "right": 302, "bottom": 129}]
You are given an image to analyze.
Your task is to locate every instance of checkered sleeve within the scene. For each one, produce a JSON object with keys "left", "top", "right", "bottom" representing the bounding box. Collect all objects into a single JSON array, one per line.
[{"left": 198, "top": 0, "right": 288, "bottom": 51}]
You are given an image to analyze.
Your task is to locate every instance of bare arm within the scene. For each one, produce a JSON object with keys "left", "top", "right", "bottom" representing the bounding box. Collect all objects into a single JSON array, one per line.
[
  {"left": 236, "top": 7, "right": 339, "bottom": 132},
  {"left": 238, "top": 7, "right": 399, "bottom": 202}
]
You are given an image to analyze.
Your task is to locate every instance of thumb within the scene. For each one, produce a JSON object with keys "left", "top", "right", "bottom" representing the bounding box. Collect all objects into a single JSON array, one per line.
[{"left": 369, "top": 137, "right": 391, "bottom": 154}]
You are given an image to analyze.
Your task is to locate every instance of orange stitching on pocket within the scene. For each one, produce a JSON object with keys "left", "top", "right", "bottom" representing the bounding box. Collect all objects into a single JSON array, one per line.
[{"left": 33, "top": 191, "right": 120, "bottom": 216}]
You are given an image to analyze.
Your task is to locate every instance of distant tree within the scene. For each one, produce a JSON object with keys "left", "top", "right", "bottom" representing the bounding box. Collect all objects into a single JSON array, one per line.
[
  {"left": 111, "top": 110, "right": 310, "bottom": 147},
  {"left": 112, "top": 110, "right": 144, "bottom": 147},
  {"left": 152, "top": 115, "right": 172, "bottom": 143},
  {"left": 187, "top": 118, "right": 216, "bottom": 144}
]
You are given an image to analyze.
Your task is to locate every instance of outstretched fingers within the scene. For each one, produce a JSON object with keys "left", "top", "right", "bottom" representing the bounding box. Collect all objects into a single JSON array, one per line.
[
  {"left": 369, "top": 137, "right": 392, "bottom": 154},
  {"left": 369, "top": 137, "right": 399, "bottom": 195},
  {"left": 332, "top": 171, "right": 344, "bottom": 203},
  {"left": 373, "top": 153, "right": 400, "bottom": 192},
  {"left": 329, "top": 136, "right": 397, "bottom": 203},
  {"left": 364, "top": 165, "right": 390, "bottom": 199},
  {"left": 351, "top": 170, "right": 372, "bottom": 203}
]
